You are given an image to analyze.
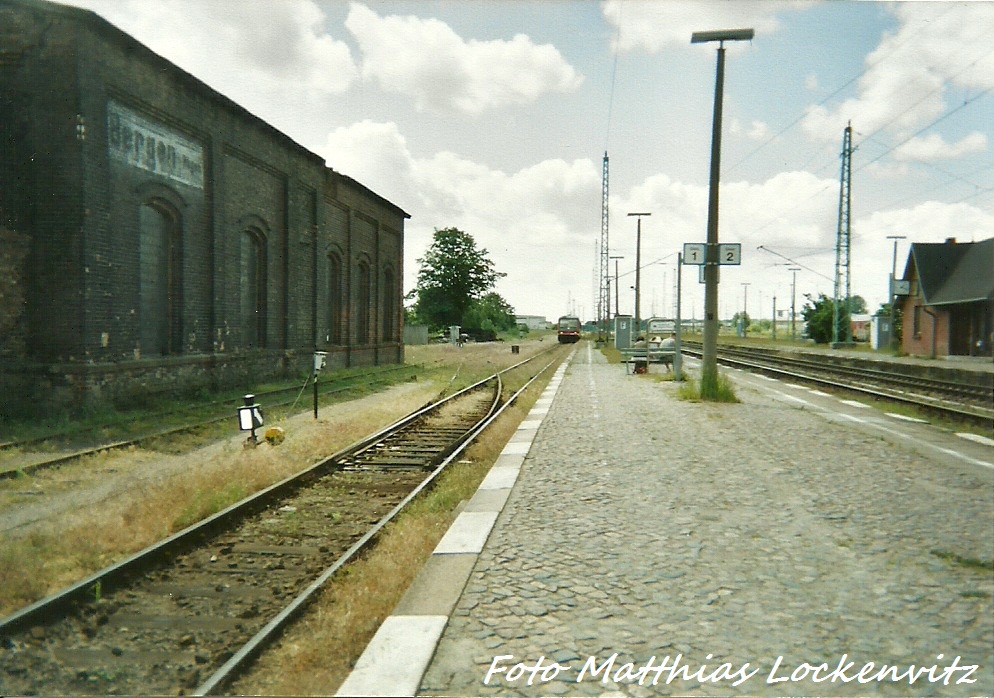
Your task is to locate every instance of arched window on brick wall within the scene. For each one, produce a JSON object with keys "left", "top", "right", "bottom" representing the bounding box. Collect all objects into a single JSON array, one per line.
[
  {"left": 139, "top": 201, "right": 182, "bottom": 356},
  {"left": 382, "top": 267, "right": 396, "bottom": 343},
  {"left": 357, "top": 259, "right": 371, "bottom": 345},
  {"left": 327, "top": 252, "right": 343, "bottom": 345},
  {"left": 240, "top": 228, "right": 267, "bottom": 348}
]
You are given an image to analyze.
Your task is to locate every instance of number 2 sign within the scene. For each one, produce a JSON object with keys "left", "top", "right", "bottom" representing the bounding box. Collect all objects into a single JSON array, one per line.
[{"left": 717, "top": 243, "right": 741, "bottom": 265}]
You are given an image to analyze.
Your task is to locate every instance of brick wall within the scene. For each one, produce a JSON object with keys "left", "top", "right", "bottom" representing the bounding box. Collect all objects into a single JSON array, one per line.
[
  {"left": 0, "top": 227, "right": 30, "bottom": 357},
  {"left": 0, "top": 0, "right": 408, "bottom": 417}
]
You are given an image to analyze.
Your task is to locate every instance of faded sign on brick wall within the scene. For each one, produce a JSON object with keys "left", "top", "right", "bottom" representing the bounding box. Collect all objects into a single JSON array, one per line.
[{"left": 107, "top": 100, "right": 204, "bottom": 189}]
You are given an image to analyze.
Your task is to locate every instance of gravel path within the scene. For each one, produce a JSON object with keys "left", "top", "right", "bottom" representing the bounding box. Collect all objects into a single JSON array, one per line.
[{"left": 421, "top": 345, "right": 994, "bottom": 697}]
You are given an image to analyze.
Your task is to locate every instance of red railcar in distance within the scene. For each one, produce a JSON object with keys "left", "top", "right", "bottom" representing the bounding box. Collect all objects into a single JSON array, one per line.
[{"left": 556, "top": 315, "right": 582, "bottom": 344}]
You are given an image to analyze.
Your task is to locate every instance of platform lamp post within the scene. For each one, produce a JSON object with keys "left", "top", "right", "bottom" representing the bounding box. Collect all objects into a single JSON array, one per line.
[
  {"left": 610, "top": 256, "right": 624, "bottom": 321},
  {"left": 887, "top": 235, "right": 906, "bottom": 351},
  {"left": 741, "top": 282, "right": 750, "bottom": 336},
  {"left": 628, "top": 212, "right": 651, "bottom": 334},
  {"left": 788, "top": 267, "right": 800, "bottom": 341},
  {"left": 691, "top": 27, "right": 754, "bottom": 398}
]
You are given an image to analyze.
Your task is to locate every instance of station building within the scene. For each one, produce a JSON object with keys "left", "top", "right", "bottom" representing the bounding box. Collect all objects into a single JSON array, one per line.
[
  {"left": 898, "top": 237, "right": 993, "bottom": 358},
  {"left": 0, "top": 0, "right": 409, "bottom": 417}
]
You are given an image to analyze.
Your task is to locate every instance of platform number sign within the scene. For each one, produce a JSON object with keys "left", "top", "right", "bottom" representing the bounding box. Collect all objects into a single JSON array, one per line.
[
  {"left": 718, "top": 243, "right": 741, "bottom": 265},
  {"left": 683, "top": 243, "right": 706, "bottom": 264},
  {"left": 683, "top": 242, "right": 741, "bottom": 266}
]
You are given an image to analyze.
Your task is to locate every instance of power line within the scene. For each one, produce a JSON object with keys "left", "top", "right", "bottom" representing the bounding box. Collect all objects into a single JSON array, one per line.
[
  {"left": 736, "top": 86, "right": 990, "bottom": 245},
  {"left": 723, "top": 1, "right": 963, "bottom": 178},
  {"left": 854, "top": 47, "right": 994, "bottom": 156},
  {"left": 855, "top": 88, "right": 992, "bottom": 172},
  {"left": 604, "top": 3, "right": 623, "bottom": 151}
]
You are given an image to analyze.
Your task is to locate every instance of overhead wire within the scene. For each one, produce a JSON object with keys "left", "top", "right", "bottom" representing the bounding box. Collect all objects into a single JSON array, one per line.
[
  {"left": 604, "top": 2, "right": 623, "bottom": 152},
  {"left": 723, "top": 1, "right": 963, "bottom": 178},
  {"left": 734, "top": 40, "right": 991, "bottom": 244}
]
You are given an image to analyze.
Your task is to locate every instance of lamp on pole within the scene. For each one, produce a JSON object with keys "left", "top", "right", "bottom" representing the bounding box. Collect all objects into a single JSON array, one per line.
[
  {"left": 887, "top": 235, "right": 906, "bottom": 351},
  {"left": 627, "top": 213, "right": 651, "bottom": 332},
  {"left": 788, "top": 267, "right": 800, "bottom": 341},
  {"left": 691, "top": 27, "right": 754, "bottom": 397}
]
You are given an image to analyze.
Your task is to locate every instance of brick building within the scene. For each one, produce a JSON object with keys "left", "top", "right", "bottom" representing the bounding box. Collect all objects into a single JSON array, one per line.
[
  {"left": 0, "top": 0, "right": 409, "bottom": 417},
  {"left": 897, "top": 237, "right": 993, "bottom": 358}
]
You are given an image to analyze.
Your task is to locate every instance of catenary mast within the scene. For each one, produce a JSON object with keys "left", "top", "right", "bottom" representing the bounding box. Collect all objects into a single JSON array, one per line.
[
  {"left": 833, "top": 122, "right": 853, "bottom": 346},
  {"left": 599, "top": 151, "right": 610, "bottom": 339}
]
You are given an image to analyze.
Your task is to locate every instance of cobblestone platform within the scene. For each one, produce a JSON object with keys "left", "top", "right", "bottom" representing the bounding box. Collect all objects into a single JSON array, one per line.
[{"left": 343, "top": 343, "right": 994, "bottom": 697}]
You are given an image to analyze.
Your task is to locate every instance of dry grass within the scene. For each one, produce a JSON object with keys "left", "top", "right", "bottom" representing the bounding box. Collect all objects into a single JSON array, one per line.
[
  {"left": 232, "top": 352, "right": 555, "bottom": 696},
  {"left": 0, "top": 338, "right": 558, "bottom": 619},
  {"left": 0, "top": 383, "right": 437, "bottom": 616},
  {"left": 235, "top": 461, "right": 484, "bottom": 696}
]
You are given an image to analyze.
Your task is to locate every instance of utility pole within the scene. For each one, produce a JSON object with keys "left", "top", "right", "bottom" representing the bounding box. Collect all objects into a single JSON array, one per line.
[
  {"left": 887, "top": 235, "right": 906, "bottom": 351},
  {"left": 771, "top": 296, "right": 776, "bottom": 340},
  {"left": 788, "top": 267, "right": 800, "bottom": 341},
  {"left": 611, "top": 256, "right": 623, "bottom": 321},
  {"left": 675, "top": 253, "right": 683, "bottom": 381},
  {"left": 691, "top": 27, "right": 754, "bottom": 397},
  {"left": 628, "top": 212, "right": 651, "bottom": 332},
  {"left": 741, "top": 282, "right": 750, "bottom": 336},
  {"left": 833, "top": 121, "right": 853, "bottom": 347}
]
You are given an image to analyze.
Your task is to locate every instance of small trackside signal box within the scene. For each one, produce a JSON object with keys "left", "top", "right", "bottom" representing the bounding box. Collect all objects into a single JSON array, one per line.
[{"left": 614, "top": 315, "right": 633, "bottom": 349}]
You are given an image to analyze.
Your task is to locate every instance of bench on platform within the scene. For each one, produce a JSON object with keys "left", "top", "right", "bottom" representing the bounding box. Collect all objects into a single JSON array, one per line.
[{"left": 620, "top": 347, "right": 675, "bottom": 374}]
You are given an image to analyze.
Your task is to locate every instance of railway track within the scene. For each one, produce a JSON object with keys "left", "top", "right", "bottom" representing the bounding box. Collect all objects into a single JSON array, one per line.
[
  {"left": 0, "top": 349, "right": 564, "bottom": 696},
  {"left": 0, "top": 364, "right": 425, "bottom": 479},
  {"left": 681, "top": 341, "right": 993, "bottom": 427}
]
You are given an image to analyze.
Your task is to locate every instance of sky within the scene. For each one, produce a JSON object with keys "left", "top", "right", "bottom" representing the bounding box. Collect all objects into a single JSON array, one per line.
[{"left": 62, "top": 0, "right": 993, "bottom": 325}]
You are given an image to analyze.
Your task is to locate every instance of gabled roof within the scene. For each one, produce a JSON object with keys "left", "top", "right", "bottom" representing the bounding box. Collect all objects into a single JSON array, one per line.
[{"left": 903, "top": 237, "right": 994, "bottom": 306}]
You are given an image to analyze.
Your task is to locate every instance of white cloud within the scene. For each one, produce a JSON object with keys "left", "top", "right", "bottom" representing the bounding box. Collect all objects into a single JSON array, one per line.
[
  {"left": 859, "top": 200, "right": 994, "bottom": 246},
  {"left": 803, "top": 3, "right": 994, "bottom": 143},
  {"left": 344, "top": 3, "right": 583, "bottom": 114},
  {"left": 731, "top": 118, "right": 772, "bottom": 141},
  {"left": 70, "top": 0, "right": 357, "bottom": 96},
  {"left": 601, "top": 0, "right": 787, "bottom": 53},
  {"left": 894, "top": 131, "right": 988, "bottom": 162},
  {"left": 322, "top": 120, "right": 600, "bottom": 311}
]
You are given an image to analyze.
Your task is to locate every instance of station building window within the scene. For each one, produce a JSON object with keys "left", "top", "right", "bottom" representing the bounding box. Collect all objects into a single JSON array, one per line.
[
  {"left": 382, "top": 267, "right": 395, "bottom": 342},
  {"left": 357, "top": 260, "right": 371, "bottom": 344},
  {"left": 138, "top": 201, "right": 182, "bottom": 356},
  {"left": 240, "top": 228, "right": 267, "bottom": 348},
  {"left": 327, "top": 252, "right": 343, "bottom": 344}
]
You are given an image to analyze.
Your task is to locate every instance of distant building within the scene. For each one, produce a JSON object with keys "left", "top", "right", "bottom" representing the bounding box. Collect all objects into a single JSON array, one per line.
[
  {"left": 850, "top": 313, "right": 872, "bottom": 342},
  {"left": 897, "top": 237, "right": 993, "bottom": 357},
  {"left": 515, "top": 315, "right": 548, "bottom": 331}
]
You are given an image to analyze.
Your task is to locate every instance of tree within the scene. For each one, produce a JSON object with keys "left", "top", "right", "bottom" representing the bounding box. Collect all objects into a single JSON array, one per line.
[
  {"left": 731, "top": 311, "right": 751, "bottom": 336},
  {"left": 462, "top": 292, "right": 517, "bottom": 337},
  {"left": 849, "top": 295, "right": 868, "bottom": 314},
  {"left": 801, "top": 293, "right": 850, "bottom": 344},
  {"left": 408, "top": 228, "right": 505, "bottom": 329}
]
